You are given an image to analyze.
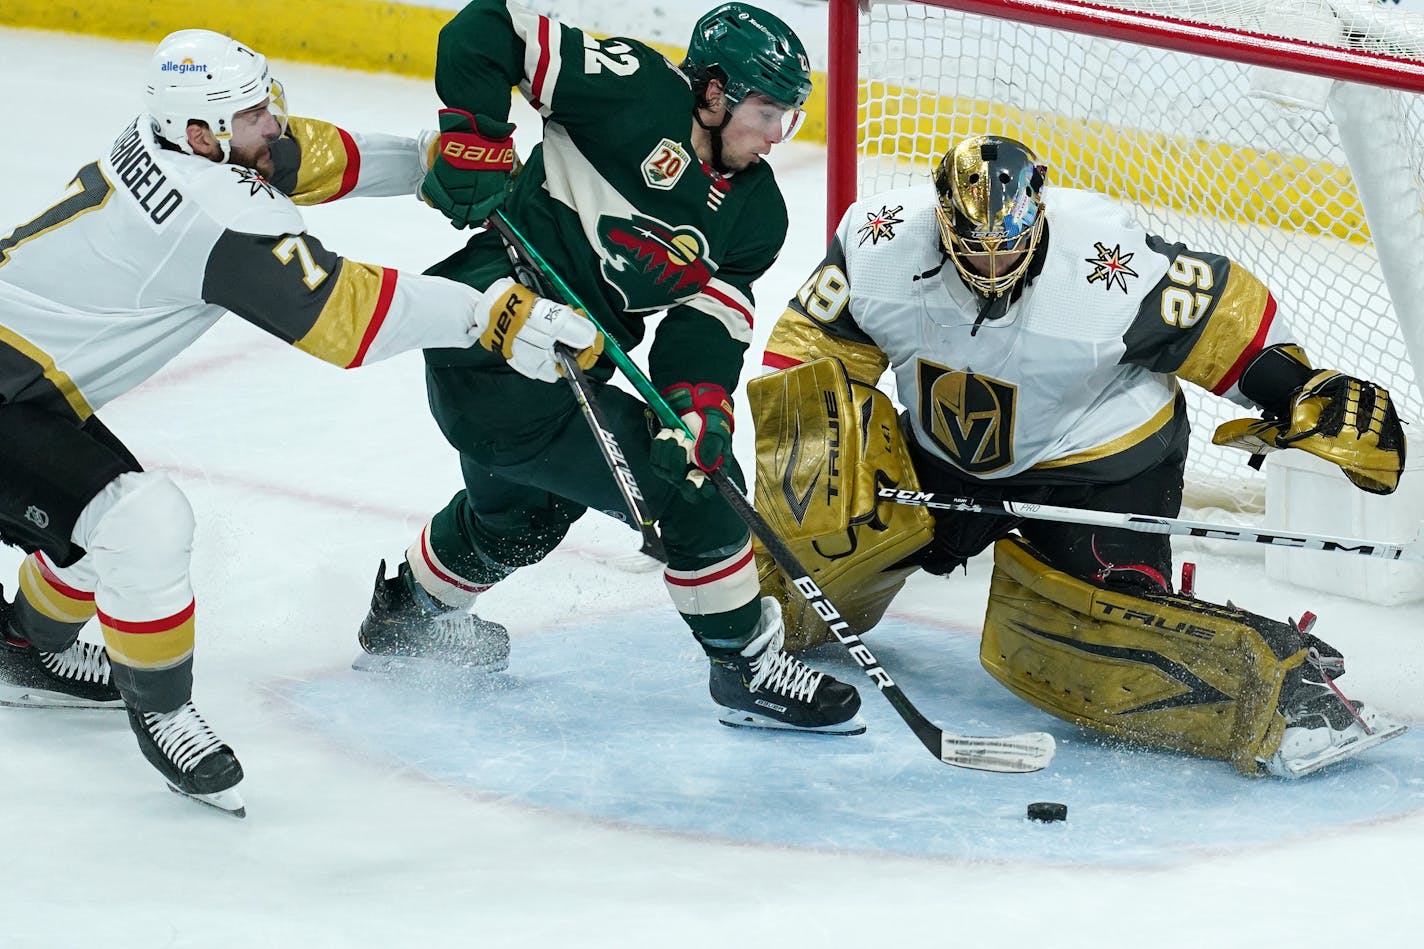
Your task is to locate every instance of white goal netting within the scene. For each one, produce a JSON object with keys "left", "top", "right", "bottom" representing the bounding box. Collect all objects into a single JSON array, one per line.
[{"left": 852, "top": 0, "right": 1424, "bottom": 512}]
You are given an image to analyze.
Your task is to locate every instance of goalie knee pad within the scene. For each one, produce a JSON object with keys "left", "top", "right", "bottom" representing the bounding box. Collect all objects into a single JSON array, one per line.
[
  {"left": 748, "top": 358, "right": 934, "bottom": 651},
  {"left": 981, "top": 537, "right": 1307, "bottom": 774}
]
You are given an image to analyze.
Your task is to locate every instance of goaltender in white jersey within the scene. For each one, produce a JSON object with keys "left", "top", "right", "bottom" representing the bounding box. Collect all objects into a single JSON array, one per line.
[
  {"left": 0, "top": 29, "right": 597, "bottom": 816},
  {"left": 754, "top": 135, "right": 1407, "bottom": 779},
  {"left": 769, "top": 183, "right": 1291, "bottom": 482}
]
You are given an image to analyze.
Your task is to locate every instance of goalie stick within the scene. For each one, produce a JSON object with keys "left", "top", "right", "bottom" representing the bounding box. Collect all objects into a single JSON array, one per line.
[
  {"left": 489, "top": 210, "right": 1055, "bottom": 774},
  {"left": 877, "top": 488, "right": 1424, "bottom": 562}
]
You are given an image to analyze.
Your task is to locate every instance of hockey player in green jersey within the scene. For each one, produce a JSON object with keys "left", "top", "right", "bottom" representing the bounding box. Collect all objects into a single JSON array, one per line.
[
  {"left": 0, "top": 29, "right": 597, "bottom": 815},
  {"left": 356, "top": 0, "right": 866, "bottom": 734}
]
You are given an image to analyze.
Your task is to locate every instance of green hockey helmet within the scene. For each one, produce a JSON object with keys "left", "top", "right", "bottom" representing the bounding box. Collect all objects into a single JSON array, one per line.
[{"left": 683, "top": 3, "right": 812, "bottom": 115}]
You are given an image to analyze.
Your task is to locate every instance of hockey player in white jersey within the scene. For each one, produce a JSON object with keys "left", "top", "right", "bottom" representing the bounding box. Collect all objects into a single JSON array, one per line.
[
  {"left": 751, "top": 134, "right": 1407, "bottom": 778},
  {"left": 0, "top": 29, "right": 599, "bottom": 815}
]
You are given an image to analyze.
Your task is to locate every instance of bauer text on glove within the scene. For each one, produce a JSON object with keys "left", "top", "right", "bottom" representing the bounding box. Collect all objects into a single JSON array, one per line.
[
  {"left": 650, "top": 383, "right": 734, "bottom": 501},
  {"left": 477, "top": 278, "right": 603, "bottom": 383},
  {"left": 420, "top": 109, "right": 515, "bottom": 229}
]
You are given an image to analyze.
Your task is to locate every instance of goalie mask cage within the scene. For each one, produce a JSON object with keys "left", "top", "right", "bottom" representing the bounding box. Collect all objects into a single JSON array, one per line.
[{"left": 826, "top": 0, "right": 1424, "bottom": 512}]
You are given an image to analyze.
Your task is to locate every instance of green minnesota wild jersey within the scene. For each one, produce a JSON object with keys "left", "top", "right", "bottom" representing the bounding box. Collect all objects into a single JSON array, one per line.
[{"left": 430, "top": 0, "right": 791, "bottom": 394}]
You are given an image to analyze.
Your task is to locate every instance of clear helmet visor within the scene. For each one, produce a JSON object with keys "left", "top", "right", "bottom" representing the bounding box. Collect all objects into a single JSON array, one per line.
[
  {"left": 222, "top": 77, "right": 289, "bottom": 153},
  {"left": 267, "top": 77, "right": 290, "bottom": 135},
  {"left": 730, "top": 92, "right": 806, "bottom": 143}
]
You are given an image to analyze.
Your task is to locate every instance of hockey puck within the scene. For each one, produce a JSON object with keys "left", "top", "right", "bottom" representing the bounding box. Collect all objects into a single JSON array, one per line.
[{"left": 1026, "top": 801, "right": 1067, "bottom": 823}]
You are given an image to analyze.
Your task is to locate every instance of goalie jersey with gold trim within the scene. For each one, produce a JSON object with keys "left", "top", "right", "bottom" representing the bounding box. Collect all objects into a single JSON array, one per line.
[
  {"left": 0, "top": 115, "right": 479, "bottom": 423},
  {"left": 763, "top": 185, "right": 1298, "bottom": 483}
]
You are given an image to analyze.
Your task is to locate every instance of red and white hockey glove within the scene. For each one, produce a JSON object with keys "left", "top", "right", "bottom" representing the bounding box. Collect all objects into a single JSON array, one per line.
[{"left": 650, "top": 383, "right": 734, "bottom": 502}]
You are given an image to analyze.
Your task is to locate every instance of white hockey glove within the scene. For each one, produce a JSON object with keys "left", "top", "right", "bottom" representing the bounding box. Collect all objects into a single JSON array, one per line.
[{"left": 476, "top": 277, "right": 603, "bottom": 383}]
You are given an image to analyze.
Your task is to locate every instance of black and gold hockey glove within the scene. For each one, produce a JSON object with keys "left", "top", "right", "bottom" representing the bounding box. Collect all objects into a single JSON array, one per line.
[{"left": 1213, "top": 370, "right": 1406, "bottom": 494}]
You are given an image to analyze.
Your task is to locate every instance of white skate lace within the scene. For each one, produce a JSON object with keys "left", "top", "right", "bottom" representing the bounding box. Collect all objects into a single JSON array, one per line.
[
  {"left": 142, "top": 702, "right": 224, "bottom": 774},
  {"left": 40, "top": 641, "right": 111, "bottom": 685},
  {"left": 413, "top": 584, "right": 504, "bottom": 649},
  {"left": 747, "top": 628, "right": 823, "bottom": 702},
  {"left": 431, "top": 611, "right": 504, "bottom": 646},
  {"left": 1306, "top": 646, "right": 1374, "bottom": 735}
]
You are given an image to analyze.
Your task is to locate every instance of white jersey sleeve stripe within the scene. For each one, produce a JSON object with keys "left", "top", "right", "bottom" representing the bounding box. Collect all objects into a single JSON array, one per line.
[
  {"left": 511, "top": 5, "right": 563, "bottom": 118},
  {"left": 683, "top": 280, "right": 755, "bottom": 344}
]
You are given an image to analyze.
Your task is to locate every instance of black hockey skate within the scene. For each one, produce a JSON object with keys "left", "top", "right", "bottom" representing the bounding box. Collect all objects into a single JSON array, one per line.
[
  {"left": 128, "top": 701, "right": 245, "bottom": 817},
  {"left": 709, "top": 597, "right": 864, "bottom": 735},
  {"left": 1, "top": 588, "right": 121, "bottom": 709},
  {"left": 1261, "top": 652, "right": 1406, "bottom": 778},
  {"left": 353, "top": 560, "right": 510, "bottom": 673}
]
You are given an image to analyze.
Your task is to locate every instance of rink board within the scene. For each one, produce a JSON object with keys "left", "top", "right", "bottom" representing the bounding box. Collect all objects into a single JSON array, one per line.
[{"left": 275, "top": 610, "right": 1424, "bottom": 868}]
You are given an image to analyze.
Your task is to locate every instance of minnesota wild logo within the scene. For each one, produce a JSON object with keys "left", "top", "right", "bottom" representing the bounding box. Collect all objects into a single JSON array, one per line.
[{"left": 598, "top": 214, "right": 714, "bottom": 311}]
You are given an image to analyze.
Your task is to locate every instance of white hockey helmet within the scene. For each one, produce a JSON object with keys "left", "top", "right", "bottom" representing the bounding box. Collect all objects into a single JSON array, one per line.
[{"left": 145, "top": 29, "right": 288, "bottom": 160}]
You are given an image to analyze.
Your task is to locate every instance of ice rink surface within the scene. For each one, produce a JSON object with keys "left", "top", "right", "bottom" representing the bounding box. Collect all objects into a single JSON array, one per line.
[{"left": 3, "top": 26, "right": 1424, "bottom": 949}]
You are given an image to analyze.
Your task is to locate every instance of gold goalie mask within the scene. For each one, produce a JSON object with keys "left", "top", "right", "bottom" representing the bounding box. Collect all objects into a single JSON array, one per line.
[{"left": 933, "top": 135, "right": 1048, "bottom": 298}]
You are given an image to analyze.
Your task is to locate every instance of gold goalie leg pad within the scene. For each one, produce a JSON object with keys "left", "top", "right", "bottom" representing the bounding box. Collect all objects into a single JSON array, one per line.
[
  {"left": 748, "top": 358, "right": 934, "bottom": 651},
  {"left": 981, "top": 537, "right": 1307, "bottom": 774}
]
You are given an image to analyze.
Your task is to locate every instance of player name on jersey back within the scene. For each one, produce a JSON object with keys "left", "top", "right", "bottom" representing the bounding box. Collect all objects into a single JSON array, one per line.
[{"left": 108, "top": 119, "right": 184, "bottom": 226}]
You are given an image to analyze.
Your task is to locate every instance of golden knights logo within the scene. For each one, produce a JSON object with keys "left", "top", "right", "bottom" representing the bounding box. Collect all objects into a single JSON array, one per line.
[
  {"left": 1085, "top": 241, "right": 1139, "bottom": 293},
  {"left": 232, "top": 165, "right": 276, "bottom": 199},
  {"left": 856, "top": 205, "right": 904, "bottom": 246},
  {"left": 598, "top": 213, "right": 714, "bottom": 311},
  {"left": 918, "top": 360, "right": 1016, "bottom": 473}
]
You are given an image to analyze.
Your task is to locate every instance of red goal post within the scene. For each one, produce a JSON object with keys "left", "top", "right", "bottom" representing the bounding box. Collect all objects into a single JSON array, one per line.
[{"left": 825, "top": 0, "right": 1424, "bottom": 511}]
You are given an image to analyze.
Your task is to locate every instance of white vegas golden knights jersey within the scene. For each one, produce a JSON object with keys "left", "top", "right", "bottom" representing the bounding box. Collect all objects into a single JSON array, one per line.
[
  {"left": 764, "top": 185, "right": 1297, "bottom": 483},
  {"left": 0, "top": 115, "right": 480, "bottom": 423}
]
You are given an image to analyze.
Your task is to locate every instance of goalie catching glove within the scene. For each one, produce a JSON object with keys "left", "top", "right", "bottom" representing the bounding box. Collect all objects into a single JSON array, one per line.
[
  {"left": 476, "top": 278, "right": 602, "bottom": 383},
  {"left": 420, "top": 109, "right": 516, "bottom": 229},
  {"left": 650, "top": 383, "right": 734, "bottom": 501},
  {"left": 1213, "top": 370, "right": 1405, "bottom": 494}
]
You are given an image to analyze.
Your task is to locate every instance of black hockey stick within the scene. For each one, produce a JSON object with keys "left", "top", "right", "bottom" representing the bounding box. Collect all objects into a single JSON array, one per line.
[
  {"left": 490, "top": 217, "right": 666, "bottom": 563},
  {"left": 490, "top": 210, "right": 1055, "bottom": 773},
  {"left": 555, "top": 346, "right": 666, "bottom": 562},
  {"left": 878, "top": 487, "right": 1424, "bottom": 562}
]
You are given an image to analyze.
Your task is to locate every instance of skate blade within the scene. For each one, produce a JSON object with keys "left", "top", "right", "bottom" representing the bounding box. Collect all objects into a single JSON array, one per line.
[
  {"left": 1276, "top": 720, "right": 1409, "bottom": 779},
  {"left": 0, "top": 685, "right": 123, "bottom": 710},
  {"left": 718, "top": 708, "right": 867, "bottom": 736},
  {"left": 350, "top": 652, "right": 509, "bottom": 675},
  {"left": 607, "top": 551, "right": 665, "bottom": 573},
  {"left": 167, "top": 783, "right": 246, "bottom": 818}
]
